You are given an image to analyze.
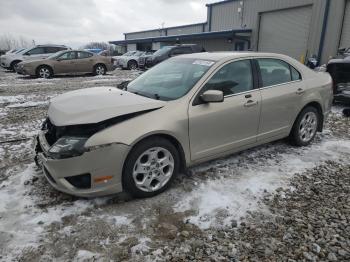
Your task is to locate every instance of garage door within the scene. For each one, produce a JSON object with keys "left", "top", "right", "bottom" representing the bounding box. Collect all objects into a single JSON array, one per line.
[
  {"left": 258, "top": 6, "right": 312, "bottom": 61},
  {"left": 340, "top": 0, "right": 350, "bottom": 49}
]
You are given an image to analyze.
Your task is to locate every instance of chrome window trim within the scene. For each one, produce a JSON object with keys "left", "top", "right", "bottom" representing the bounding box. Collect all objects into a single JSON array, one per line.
[
  {"left": 258, "top": 79, "right": 303, "bottom": 91},
  {"left": 224, "top": 89, "right": 256, "bottom": 98}
]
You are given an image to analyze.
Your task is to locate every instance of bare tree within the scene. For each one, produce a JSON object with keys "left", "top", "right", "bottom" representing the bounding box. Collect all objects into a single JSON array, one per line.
[{"left": 0, "top": 34, "right": 32, "bottom": 50}]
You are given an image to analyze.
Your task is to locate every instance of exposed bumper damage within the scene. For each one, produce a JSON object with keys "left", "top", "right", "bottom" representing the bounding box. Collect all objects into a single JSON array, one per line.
[{"left": 36, "top": 129, "right": 130, "bottom": 197}]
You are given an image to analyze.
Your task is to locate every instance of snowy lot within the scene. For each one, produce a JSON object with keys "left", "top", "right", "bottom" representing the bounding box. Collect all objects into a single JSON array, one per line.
[{"left": 0, "top": 69, "right": 349, "bottom": 261}]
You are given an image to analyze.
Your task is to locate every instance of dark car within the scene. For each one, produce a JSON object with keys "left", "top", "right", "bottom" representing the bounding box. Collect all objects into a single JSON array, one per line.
[
  {"left": 327, "top": 57, "right": 350, "bottom": 105},
  {"left": 139, "top": 44, "right": 204, "bottom": 69}
]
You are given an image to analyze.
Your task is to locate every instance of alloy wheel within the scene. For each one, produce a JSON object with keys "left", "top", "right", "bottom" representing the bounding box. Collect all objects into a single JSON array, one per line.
[
  {"left": 132, "top": 147, "right": 174, "bottom": 192},
  {"left": 39, "top": 68, "right": 51, "bottom": 78},
  {"left": 298, "top": 111, "right": 318, "bottom": 143},
  {"left": 96, "top": 65, "right": 105, "bottom": 75}
]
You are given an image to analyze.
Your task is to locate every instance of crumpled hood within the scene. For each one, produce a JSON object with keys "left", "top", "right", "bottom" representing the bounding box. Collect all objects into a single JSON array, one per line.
[{"left": 48, "top": 86, "right": 166, "bottom": 126}]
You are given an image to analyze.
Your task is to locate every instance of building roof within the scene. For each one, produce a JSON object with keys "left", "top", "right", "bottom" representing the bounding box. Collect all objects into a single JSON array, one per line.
[{"left": 110, "top": 29, "right": 252, "bottom": 45}]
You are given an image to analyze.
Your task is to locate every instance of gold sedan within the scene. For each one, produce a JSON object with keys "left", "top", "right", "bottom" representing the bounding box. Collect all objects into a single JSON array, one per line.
[{"left": 16, "top": 50, "right": 113, "bottom": 78}]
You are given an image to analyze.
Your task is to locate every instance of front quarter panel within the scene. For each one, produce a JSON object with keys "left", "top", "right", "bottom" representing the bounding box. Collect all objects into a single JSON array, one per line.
[{"left": 85, "top": 101, "right": 191, "bottom": 164}]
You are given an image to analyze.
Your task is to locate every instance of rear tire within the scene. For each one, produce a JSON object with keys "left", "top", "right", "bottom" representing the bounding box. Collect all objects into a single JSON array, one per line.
[
  {"left": 122, "top": 137, "right": 180, "bottom": 198},
  {"left": 93, "top": 64, "right": 106, "bottom": 75},
  {"left": 289, "top": 106, "right": 320, "bottom": 146},
  {"left": 36, "top": 65, "right": 53, "bottom": 79},
  {"left": 127, "top": 60, "right": 138, "bottom": 70}
]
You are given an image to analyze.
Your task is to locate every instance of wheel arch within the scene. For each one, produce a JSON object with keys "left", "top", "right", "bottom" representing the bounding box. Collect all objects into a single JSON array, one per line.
[
  {"left": 125, "top": 133, "right": 187, "bottom": 173},
  {"left": 36, "top": 64, "right": 54, "bottom": 74},
  {"left": 10, "top": 60, "right": 22, "bottom": 69},
  {"left": 293, "top": 101, "right": 324, "bottom": 133},
  {"left": 128, "top": 59, "right": 138, "bottom": 67}
]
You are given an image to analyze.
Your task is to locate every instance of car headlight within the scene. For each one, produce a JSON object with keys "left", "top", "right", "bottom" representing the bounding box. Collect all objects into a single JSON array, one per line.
[{"left": 48, "top": 136, "right": 88, "bottom": 159}]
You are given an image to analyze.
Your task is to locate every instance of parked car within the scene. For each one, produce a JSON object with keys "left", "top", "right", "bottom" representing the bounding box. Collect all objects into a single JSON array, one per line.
[
  {"left": 0, "top": 44, "right": 70, "bottom": 71},
  {"left": 140, "top": 44, "right": 204, "bottom": 69},
  {"left": 117, "top": 50, "right": 155, "bottom": 70},
  {"left": 16, "top": 50, "right": 113, "bottom": 78},
  {"left": 112, "top": 51, "right": 137, "bottom": 68},
  {"left": 336, "top": 47, "right": 350, "bottom": 58},
  {"left": 327, "top": 56, "right": 350, "bottom": 104},
  {"left": 35, "top": 52, "right": 332, "bottom": 198}
]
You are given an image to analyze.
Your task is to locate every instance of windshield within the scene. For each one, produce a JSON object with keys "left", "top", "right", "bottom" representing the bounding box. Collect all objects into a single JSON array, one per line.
[
  {"left": 15, "top": 48, "right": 25, "bottom": 53},
  {"left": 153, "top": 47, "right": 172, "bottom": 56},
  {"left": 127, "top": 58, "right": 215, "bottom": 101},
  {"left": 123, "top": 51, "right": 137, "bottom": 56},
  {"left": 47, "top": 51, "right": 66, "bottom": 59}
]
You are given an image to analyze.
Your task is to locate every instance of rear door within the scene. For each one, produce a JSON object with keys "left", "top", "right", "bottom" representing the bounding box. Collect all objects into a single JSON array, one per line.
[
  {"left": 188, "top": 59, "right": 261, "bottom": 161},
  {"left": 256, "top": 58, "right": 304, "bottom": 140},
  {"left": 75, "top": 51, "right": 94, "bottom": 73}
]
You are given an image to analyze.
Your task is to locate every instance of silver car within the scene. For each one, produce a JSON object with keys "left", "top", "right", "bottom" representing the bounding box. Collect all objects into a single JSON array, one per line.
[
  {"left": 36, "top": 52, "right": 333, "bottom": 198},
  {"left": 0, "top": 44, "right": 69, "bottom": 71}
]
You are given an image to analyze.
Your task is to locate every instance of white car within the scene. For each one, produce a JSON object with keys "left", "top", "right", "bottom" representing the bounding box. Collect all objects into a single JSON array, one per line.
[
  {"left": 117, "top": 51, "right": 154, "bottom": 70},
  {"left": 0, "top": 44, "right": 70, "bottom": 71}
]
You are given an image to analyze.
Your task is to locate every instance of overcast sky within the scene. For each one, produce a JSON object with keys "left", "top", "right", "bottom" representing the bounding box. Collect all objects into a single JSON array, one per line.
[{"left": 0, "top": 0, "right": 219, "bottom": 48}]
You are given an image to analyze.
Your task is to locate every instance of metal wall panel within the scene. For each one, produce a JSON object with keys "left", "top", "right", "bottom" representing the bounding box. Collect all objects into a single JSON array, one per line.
[
  {"left": 125, "top": 30, "right": 164, "bottom": 40},
  {"left": 340, "top": 0, "right": 350, "bottom": 49},
  {"left": 181, "top": 38, "right": 234, "bottom": 51},
  {"left": 210, "top": 1, "right": 242, "bottom": 31},
  {"left": 258, "top": 6, "right": 312, "bottom": 61},
  {"left": 167, "top": 24, "right": 204, "bottom": 36}
]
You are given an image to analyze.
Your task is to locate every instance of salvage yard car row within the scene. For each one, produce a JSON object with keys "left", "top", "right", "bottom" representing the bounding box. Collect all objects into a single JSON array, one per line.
[{"left": 0, "top": 44, "right": 114, "bottom": 78}]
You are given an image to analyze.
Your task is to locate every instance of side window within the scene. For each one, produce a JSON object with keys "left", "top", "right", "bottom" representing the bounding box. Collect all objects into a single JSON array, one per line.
[
  {"left": 45, "top": 47, "right": 60, "bottom": 54},
  {"left": 170, "top": 48, "right": 184, "bottom": 56},
  {"left": 202, "top": 60, "right": 253, "bottom": 96},
  {"left": 58, "top": 51, "right": 76, "bottom": 60},
  {"left": 181, "top": 47, "right": 193, "bottom": 54},
  {"left": 291, "top": 66, "right": 302, "bottom": 81},
  {"left": 77, "top": 52, "right": 93, "bottom": 59},
  {"left": 257, "top": 59, "right": 292, "bottom": 87},
  {"left": 26, "top": 47, "right": 45, "bottom": 55}
]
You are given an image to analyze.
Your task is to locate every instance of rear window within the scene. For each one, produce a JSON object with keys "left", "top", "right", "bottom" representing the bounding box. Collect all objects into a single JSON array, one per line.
[
  {"left": 77, "top": 52, "right": 93, "bottom": 59},
  {"left": 26, "top": 47, "right": 45, "bottom": 55},
  {"left": 257, "top": 59, "right": 292, "bottom": 87}
]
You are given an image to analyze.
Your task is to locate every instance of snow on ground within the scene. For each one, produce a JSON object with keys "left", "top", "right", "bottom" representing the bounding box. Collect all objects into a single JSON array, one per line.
[{"left": 175, "top": 138, "right": 350, "bottom": 229}]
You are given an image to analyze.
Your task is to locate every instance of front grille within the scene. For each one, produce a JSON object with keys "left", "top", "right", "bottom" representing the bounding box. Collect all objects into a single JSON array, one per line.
[{"left": 65, "top": 174, "right": 91, "bottom": 189}]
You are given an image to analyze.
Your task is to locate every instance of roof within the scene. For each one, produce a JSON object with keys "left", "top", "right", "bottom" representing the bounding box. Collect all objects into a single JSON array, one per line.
[
  {"left": 206, "top": 0, "right": 236, "bottom": 7},
  {"left": 173, "top": 51, "right": 296, "bottom": 62},
  {"left": 110, "top": 29, "right": 252, "bottom": 45}
]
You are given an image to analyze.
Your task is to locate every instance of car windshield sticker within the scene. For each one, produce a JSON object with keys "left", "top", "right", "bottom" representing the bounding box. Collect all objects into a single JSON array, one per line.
[{"left": 193, "top": 60, "right": 215, "bottom": 67}]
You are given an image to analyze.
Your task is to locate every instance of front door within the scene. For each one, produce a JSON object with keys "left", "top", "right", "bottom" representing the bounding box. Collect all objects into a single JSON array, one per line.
[
  {"left": 54, "top": 51, "right": 77, "bottom": 74},
  {"left": 188, "top": 59, "right": 261, "bottom": 161}
]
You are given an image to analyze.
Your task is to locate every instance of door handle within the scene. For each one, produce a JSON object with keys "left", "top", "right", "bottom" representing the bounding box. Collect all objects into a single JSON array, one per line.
[
  {"left": 244, "top": 100, "right": 258, "bottom": 107},
  {"left": 296, "top": 88, "right": 305, "bottom": 95}
]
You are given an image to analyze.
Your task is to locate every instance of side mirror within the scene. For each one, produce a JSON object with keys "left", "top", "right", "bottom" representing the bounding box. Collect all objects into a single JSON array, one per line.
[{"left": 200, "top": 90, "right": 224, "bottom": 103}]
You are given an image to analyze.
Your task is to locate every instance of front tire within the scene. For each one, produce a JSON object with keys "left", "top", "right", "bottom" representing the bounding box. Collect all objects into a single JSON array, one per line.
[
  {"left": 290, "top": 106, "right": 320, "bottom": 146},
  {"left": 10, "top": 60, "right": 21, "bottom": 72},
  {"left": 122, "top": 137, "right": 180, "bottom": 198},
  {"left": 127, "top": 60, "right": 138, "bottom": 70},
  {"left": 36, "top": 65, "right": 53, "bottom": 79},
  {"left": 93, "top": 64, "right": 106, "bottom": 75}
]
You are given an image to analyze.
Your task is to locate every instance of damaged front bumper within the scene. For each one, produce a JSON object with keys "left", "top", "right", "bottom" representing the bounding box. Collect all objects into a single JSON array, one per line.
[{"left": 35, "top": 131, "right": 130, "bottom": 197}]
